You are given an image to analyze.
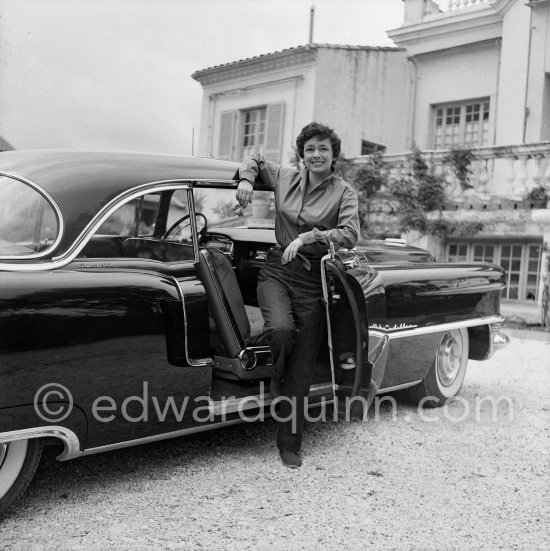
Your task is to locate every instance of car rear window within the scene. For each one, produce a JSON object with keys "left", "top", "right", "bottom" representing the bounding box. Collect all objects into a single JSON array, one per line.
[{"left": 0, "top": 176, "right": 59, "bottom": 257}]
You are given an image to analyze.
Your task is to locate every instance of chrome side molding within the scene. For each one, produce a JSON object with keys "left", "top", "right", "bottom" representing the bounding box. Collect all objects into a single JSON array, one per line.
[
  {"left": 370, "top": 315, "right": 506, "bottom": 340},
  {"left": 0, "top": 426, "right": 81, "bottom": 461}
]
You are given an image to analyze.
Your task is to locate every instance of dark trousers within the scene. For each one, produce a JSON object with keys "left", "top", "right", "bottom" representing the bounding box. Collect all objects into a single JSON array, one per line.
[{"left": 257, "top": 248, "right": 325, "bottom": 452}]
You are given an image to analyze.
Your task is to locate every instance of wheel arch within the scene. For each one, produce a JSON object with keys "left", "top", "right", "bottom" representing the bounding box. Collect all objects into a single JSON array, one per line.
[{"left": 0, "top": 404, "right": 86, "bottom": 461}]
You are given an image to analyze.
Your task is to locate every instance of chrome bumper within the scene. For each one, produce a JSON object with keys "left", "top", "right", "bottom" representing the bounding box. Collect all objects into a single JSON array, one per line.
[{"left": 488, "top": 322, "right": 511, "bottom": 358}]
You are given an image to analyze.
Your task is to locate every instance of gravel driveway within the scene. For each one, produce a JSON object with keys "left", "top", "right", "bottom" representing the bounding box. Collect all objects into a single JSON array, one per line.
[{"left": 0, "top": 329, "right": 548, "bottom": 550}]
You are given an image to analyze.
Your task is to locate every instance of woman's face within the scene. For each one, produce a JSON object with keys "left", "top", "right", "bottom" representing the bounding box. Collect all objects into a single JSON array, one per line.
[{"left": 303, "top": 137, "right": 334, "bottom": 179}]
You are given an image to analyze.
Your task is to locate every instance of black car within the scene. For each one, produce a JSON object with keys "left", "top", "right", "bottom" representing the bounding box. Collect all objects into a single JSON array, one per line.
[{"left": 0, "top": 150, "right": 509, "bottom": 514}]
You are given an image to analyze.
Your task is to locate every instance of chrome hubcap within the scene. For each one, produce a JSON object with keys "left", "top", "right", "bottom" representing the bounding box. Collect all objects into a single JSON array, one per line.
[{"left": 437, "top": 332, "right": 462, "bottom": 387}]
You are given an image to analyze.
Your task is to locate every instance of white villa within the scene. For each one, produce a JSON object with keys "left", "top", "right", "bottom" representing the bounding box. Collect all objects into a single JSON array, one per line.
[{"left": 192, "top": 0, "right": 550, "bottom": 326}]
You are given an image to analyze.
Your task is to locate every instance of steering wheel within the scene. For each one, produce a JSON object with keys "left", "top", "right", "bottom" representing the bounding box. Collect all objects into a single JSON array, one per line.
[{"left": 163, "top": 212, "right": 208, "bottom": 244}]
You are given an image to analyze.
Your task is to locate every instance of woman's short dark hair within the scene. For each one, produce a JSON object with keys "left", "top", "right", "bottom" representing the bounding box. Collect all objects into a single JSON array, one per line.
[{"left": 296, "top": 122, "right": 341, "bottom": 160}]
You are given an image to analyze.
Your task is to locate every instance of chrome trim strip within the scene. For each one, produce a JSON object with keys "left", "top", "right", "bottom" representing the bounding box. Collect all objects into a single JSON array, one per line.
[
  {"left": 81, "top": 418, "right": 245, "bottom": 456},
  {"left": 173, "top": 278, "right": 213, "bottom": 367},
  {"left": 208, "top": 382, "right": 335, "bottom": 416},
  {"left": 308, "top": 382, "right": 335, "bottom": 396},
  {"left": 0, "top": 172, "right": 64, "bottom": 260},
  {"left": 321, "top": 253, "right": 338, "bottom": 397},
  {"left": 377, "top": 380, "right": 423, "bottom": 394},
  {"left": 0, "top": 426, "right": 81, "bottom": 461},
  {"left": 186, "top": 187, "right": 201, "bottom": 264},
  {"left": 370, "top": 315, "right": 505, "bottom": 340}
]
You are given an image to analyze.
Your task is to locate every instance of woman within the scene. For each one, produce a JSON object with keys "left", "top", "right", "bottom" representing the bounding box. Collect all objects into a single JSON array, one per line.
[{"left": 236, "top": 122, "right": 360, "bottom": 468}]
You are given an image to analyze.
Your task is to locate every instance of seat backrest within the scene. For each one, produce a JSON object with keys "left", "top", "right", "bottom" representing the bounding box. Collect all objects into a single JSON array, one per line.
[{"left": 196, "top": 248, "right": 250, "bottom": 358}]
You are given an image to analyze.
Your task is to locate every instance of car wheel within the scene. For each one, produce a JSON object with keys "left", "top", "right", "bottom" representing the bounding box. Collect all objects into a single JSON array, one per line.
[
  {"left": 0, "top": 439, "right": 43, "bottom": 516},
  {"left": 409, "top": 328, "right": 469, "bottom": 407}
]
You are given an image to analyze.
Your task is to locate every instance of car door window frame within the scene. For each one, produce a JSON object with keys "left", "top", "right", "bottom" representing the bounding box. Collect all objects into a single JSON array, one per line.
[{"left": 63, "top": 181, "right": 216, "bottom": 267}]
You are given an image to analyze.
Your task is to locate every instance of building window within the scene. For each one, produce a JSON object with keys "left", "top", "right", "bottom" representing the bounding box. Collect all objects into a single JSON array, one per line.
[
  {"left": 218, "top": 102, "right": 285, "bottom": 162},
  {"left": 447, "top": 241, "right": 542, "bottom": 301},
  {"left": 433, "top": 99, "right": 490, "bottom": 149},
  {"left": 242, "top": 107, "right": 267, "bottom": 158},
  {"left": 448, "top": 243, "right": 468, "bottom": 261},
  {"left": 361, "top": 140, "right": 386, "bottom": 155}
]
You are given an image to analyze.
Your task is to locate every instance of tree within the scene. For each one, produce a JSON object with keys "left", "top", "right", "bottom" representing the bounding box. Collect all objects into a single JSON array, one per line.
[{"left": 334, "top": 153, "right": 387, "bottom": 237}]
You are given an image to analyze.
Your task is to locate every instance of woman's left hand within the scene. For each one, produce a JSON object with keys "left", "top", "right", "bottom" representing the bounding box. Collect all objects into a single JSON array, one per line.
[{"left": 282, "top": 237, "right": 304, "bottom": 265}]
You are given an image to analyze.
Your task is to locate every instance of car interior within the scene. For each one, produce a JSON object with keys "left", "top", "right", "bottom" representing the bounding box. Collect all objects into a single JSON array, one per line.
[{"left": 75, "top": 187, "right": 353, "bottom": 399}]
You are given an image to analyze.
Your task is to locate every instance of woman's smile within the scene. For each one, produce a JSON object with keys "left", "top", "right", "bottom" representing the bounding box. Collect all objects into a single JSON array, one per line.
[{"left": 303, "top": 137, "right": 333, "bottom": 179}]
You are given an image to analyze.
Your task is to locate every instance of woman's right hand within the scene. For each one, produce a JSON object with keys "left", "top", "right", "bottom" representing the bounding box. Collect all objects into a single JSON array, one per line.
[{"left": 236, "top": 179, "right": 254, "bottom": 208}]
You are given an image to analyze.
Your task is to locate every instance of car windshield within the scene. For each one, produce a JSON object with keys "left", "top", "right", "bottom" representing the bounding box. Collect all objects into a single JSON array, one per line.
[
  {"left": 196, "top": 187, "right": 275, "bottom": 229},
  {"left": 0, "top": 176, "right": 59, "bottom": 256}
]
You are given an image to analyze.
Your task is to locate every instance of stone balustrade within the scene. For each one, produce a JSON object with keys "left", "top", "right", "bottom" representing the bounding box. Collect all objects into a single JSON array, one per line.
[
  {"left": 445, "top": 0, "right": 492, "bottom": 10},
  {"left": 359, "top": 143, "right": 550, "bottom": 204},
  {"left": 421, "top": 0, "right": 494, "bottom": 17}
]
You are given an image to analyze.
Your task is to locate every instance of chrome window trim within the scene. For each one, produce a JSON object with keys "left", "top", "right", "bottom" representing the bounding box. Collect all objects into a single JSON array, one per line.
[
  {"left": 369, "top": 315, "right": 505, "bottom": 340},
  {"left": 0, "top": 178, "right": 237, "bottom": 271},
  {"left": 54, "top": 180, "right": 196, "bottom": 263},
  {"left": 0, "top": 426, "right": 81, "bottom": 461},
  {"left": 0, "top": 171, "right": 64, "bottom": 260}
]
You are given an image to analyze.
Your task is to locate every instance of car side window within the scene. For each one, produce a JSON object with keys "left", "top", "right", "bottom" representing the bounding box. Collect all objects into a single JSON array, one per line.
[
  {"left": 80, "top": 189, "right": 194, "bottom": 262},
  {"left": 166, "top": 190, "right": 190, "bottom": 231},
  {"left": 163, "top": 190, "right": 193, "bottom": 243},
  {"left": 97, "top": 194, "right": 162, "bottom": 237},
  {"left": 0, "top": 176, "right": 60, "bottom": 257},
  {"left": 136, "top": 194, "right": 161, "bottom": 236}
]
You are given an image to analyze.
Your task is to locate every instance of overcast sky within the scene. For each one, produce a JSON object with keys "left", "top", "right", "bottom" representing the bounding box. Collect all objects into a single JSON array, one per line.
[{"left": 0, "top": 0, "right": 415, "bottom": 155}]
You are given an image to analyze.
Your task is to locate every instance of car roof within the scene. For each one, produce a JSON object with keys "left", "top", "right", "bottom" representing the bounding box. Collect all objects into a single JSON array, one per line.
[
  {"left": 0, "top": 150, "right": 240, "bottom": 255},
  {"left": 0, "top": 150, "right": 240, "bottom": 195}
]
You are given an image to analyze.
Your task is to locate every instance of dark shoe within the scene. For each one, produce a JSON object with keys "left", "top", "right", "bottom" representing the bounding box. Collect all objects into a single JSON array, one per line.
[
  {"left": 270, "top": 378, "right": 282, "bottom": 398},
  {"left": 280, "top": 450, "right": 302, "bottom": 468}
]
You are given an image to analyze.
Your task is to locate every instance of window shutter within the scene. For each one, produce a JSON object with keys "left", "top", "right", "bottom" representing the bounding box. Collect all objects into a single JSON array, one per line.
[
  {"left": 218, "top": 110, "right": 236, "bottom": 160},
  {"left": 263, "top": 102, "right": 285, "bottom": 162}
]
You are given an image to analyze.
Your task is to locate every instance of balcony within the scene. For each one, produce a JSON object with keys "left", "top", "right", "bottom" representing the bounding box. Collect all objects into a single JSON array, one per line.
[
  {"left": 424, "top": 0, "right": 496, "bottom": 17},
  {"left": 388, "top": 0, "right": 505, "bottom": 55},
  {"left": 368, "top": 142, "right": 550, "bottom": 209}
]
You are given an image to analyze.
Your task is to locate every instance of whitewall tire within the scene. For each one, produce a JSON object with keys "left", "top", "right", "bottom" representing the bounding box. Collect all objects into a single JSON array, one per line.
[
  {"left": 0, "top": 439, "right": 42, "bottom": 516},
  {"left": 409, "top": 328, "right": 469, "bottom": 407}
]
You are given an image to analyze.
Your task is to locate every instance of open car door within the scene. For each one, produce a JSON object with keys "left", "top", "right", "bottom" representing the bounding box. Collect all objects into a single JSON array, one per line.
[{"left": 322, "top": 249, "right": 389, "bottom": 420}]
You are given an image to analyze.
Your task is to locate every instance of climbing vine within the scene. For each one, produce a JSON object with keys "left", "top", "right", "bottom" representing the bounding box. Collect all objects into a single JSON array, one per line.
[
  {"left": 386, "top": 145, "right": 483, "bottom": 237},
  {"left": 442, "top": 146, "right": 475, "bottom": 190}
]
